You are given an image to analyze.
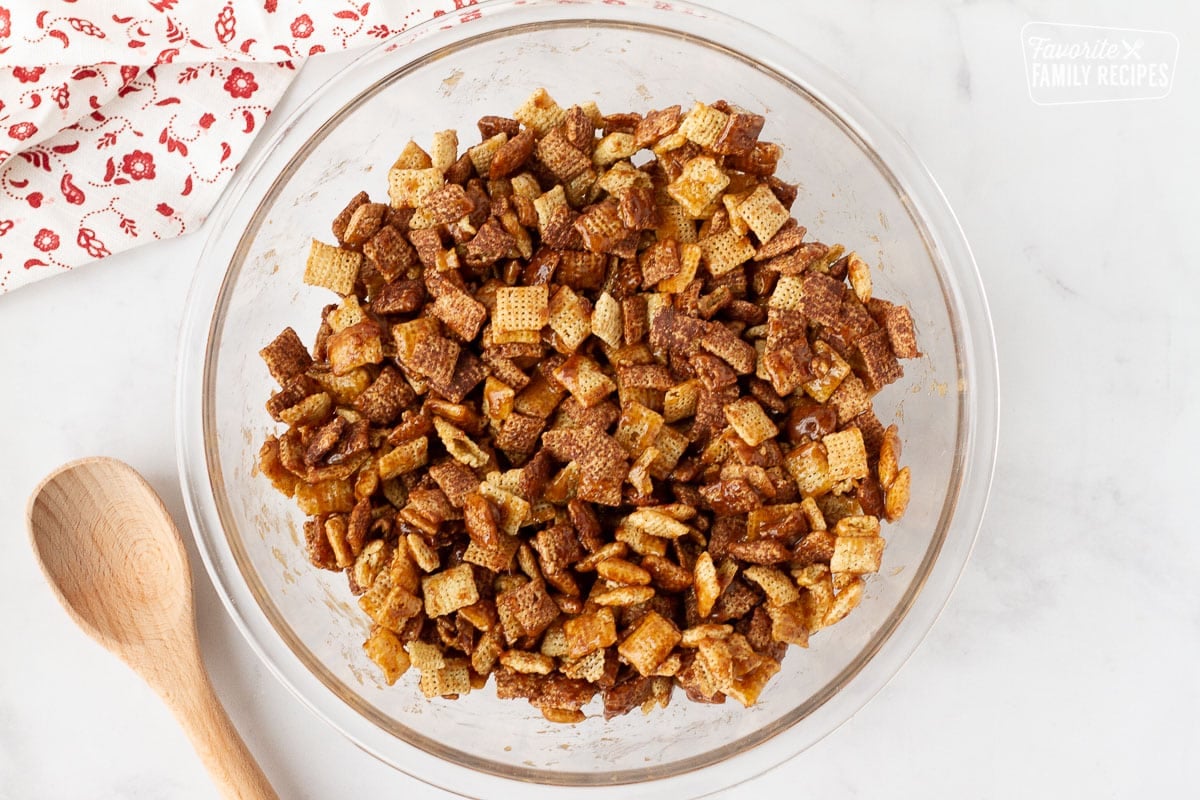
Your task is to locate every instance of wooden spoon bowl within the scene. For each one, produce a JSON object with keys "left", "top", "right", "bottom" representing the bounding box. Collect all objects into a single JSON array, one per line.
[{"left": 28, "top": 457, "right": 278, "bottom": 800}]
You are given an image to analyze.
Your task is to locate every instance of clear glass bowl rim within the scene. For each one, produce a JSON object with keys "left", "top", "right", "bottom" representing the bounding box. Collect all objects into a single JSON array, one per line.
[{"left": 176, "top": 1, "right": 1000, "bottom": 797}]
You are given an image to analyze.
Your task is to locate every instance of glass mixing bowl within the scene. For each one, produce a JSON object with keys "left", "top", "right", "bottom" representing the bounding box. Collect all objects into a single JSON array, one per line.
[{"left": 177, "top": 1, "right": 999, "bottom": 796}]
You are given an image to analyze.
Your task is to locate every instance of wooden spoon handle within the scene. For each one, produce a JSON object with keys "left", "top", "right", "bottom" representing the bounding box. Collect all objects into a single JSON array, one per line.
[{"left": 157, "top": 657, "right": 279, "bottom": 800}]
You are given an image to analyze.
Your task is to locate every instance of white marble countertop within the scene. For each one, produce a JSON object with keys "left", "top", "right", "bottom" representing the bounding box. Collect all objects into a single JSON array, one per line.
[{"left": 2, "top": 1, "right": 1198, "bottom": 797}]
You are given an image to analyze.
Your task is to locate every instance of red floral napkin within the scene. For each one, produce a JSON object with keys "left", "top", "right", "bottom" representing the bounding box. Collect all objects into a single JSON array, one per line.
[{"left": 0, "top": 0, "right": 480, "bottom": 294}]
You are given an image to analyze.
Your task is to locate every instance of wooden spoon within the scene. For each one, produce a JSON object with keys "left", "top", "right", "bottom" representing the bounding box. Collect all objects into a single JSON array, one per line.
[{"left": 27, "top": 457, "right": 278, "bottom": 800}]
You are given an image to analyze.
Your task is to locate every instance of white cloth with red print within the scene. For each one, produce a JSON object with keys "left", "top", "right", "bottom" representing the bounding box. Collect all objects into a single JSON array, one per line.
[{"left": 0, "top": 0, "right": 480, "bottom": 294}]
